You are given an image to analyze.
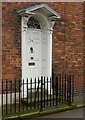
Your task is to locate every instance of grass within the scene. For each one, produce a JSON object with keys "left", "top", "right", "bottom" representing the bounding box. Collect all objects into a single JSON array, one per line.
[{"left": 21, "top": 94, "right": 68, "bottom": 106}]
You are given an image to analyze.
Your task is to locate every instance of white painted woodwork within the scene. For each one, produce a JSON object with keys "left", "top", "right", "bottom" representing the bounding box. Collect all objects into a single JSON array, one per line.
[{"left": 20, "top": 4, "right": 61, "bottom": 97}]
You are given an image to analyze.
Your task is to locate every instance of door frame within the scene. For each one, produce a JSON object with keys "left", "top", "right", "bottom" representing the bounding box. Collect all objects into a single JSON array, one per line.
[{"left": 21, "top": 11, "right": 54, "bottom": 81}]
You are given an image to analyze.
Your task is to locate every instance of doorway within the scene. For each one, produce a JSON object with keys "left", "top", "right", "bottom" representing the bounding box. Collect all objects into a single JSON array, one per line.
[{"left": 22, "top": 16, "right": 51, "bottom": 81}]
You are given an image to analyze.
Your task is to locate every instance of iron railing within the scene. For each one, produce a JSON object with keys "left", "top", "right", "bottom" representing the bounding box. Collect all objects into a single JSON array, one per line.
[{"left": 2, "top": 74, "right": 74, "bottom": 118}]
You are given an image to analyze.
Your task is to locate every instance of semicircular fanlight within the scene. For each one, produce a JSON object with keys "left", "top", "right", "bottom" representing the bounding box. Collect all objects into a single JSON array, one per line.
[{"left": 27, "top": 17, "right": 41, "bottom": 29}]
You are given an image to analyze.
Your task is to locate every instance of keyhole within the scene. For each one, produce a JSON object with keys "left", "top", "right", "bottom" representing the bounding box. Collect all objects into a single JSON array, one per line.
[{"left": 30, "top": 47, "right": 33, "bottom": 53}]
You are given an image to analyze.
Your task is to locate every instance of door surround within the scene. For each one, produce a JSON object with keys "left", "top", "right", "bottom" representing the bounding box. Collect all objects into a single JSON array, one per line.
[
  {"left": 21, "top": 11, "right": 54, "bottom": 80},
  {"left": 18, "top": 4, "right": 61, "bottom": 80},
  {"left": 17, "top": 3, "right": 61, "bottom": 97}
]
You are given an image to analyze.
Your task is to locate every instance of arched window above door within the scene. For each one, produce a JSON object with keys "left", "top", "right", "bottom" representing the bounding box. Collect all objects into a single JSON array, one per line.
[{"left": 27, "top": 17, "right": 41, "bottom": 29}]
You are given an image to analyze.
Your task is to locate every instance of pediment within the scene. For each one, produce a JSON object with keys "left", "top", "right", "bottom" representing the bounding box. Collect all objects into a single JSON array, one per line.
[{"left": 17, "top": 3, "right": 61, "bottom": 20}]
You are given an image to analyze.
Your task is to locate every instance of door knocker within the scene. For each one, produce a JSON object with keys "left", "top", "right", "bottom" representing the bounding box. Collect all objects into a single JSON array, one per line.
[{"left": 30, "top": 47, "right": 33, "bottom": 53}]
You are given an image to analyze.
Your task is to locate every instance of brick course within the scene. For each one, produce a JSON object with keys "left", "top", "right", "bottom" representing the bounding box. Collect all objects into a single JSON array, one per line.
[{"left": 1, "top": 2, "right": 84, "bottom": 95}]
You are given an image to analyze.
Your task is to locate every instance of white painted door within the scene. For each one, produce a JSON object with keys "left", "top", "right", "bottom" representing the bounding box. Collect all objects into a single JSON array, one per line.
[{"left": 22, "top": 28, "right": 41, "bottom": 81}]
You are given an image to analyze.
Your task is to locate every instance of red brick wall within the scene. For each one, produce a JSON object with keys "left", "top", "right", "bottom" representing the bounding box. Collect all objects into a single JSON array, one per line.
[
  {"left": 2, "top": 2, "right": 84, "bottom": 95},
  {"left": 51, "top": 2, "right": 84, "bottom": 95},
  {"left": 0, "top": 2, "right": 2, "bottom": 93},
  {"left": 83, "top": 2, "right": 85, "bottom": 95}
]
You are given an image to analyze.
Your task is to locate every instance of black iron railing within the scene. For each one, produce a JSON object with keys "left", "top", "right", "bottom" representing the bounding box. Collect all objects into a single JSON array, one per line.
[{"left": 2, "top": 74, "right": 74, "bottom": 118}]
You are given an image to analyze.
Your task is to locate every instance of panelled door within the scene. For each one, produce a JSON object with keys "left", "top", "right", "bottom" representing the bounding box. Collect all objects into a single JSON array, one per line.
[{"left": 22, "top": 29, "right": 41, "bottom": 80}]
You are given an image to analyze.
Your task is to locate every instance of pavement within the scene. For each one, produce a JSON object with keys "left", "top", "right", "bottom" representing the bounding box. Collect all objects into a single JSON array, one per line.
[
  {"left": 35, "top": 95, "right": 85, "bottom": 119},
  {"left": 37, "top": 107, "right": 84, "bottom": 118}
]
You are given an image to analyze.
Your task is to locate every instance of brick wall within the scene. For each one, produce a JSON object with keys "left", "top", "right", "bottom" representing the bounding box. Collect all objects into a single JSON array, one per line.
[
  {"left": 51, "top": 2, "right": 84, "bottom": 95},
  {"left": 2, "top": 2, "right": 84, "bottom": 95},
  {"left": 83, "top": 2, "right": 85, "bottom": 95},
  {"left": 0, "top": 2, "right": 2, "bottom": 93}
]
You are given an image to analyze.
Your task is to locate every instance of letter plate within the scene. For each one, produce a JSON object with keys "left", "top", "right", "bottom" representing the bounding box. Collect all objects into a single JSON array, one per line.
[{"left": 28, "top": 62, "right": 35, "bottom": 66}]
